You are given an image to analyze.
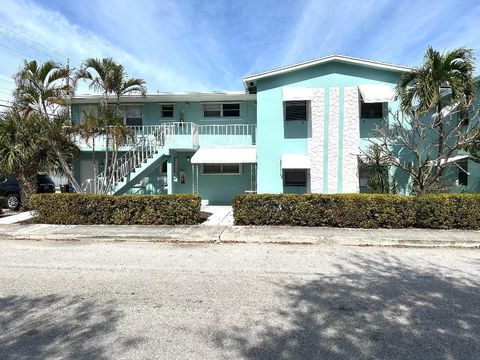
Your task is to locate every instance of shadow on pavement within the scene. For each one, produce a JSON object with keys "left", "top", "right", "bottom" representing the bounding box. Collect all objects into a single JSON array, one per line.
[
  {"left": 213, "top": 253, "right": 480, "bottom": 359},
  {"left": 0, "top": 295, "right": 145, "bottom": 359}
]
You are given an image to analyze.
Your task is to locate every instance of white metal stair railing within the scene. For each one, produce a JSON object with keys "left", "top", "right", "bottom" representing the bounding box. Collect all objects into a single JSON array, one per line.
[{"left": 84, "top": 125, "right": 167, "bottom": 194}]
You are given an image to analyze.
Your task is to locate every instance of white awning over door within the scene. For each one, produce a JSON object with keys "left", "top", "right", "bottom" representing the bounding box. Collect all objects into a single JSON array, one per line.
[
  {"left": 191, "top": 147, "right": 257, "bottom": 164},
  {"left": 281, "top": 154, "right": 311, "bottom": 169},
  {"left": 358, "top": 84, "right": 396, "bottom": 103}
]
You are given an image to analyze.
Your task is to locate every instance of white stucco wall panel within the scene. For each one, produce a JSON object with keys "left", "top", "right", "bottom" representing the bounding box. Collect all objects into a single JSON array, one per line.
[
  {"left": 328, "top": 88, "right": 340, "bottom": 193},
  {"left": 343, "top": 87, "right": 360, "bottom": 193},
  {"left": 308, "top": 88, "right": 325, "bottom": 193}
]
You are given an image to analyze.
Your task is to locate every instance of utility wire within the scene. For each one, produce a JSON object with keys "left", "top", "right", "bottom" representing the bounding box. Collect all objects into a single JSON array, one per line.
[
  {"left": 0, "top": 24, "right": 69, "bottom": 61},
  {"left": 0, "top": 42, "right": 35, "bottom": 60}
]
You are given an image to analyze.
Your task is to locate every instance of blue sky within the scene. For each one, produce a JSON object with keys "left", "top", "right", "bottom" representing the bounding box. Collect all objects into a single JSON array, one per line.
[{"left": 0, "top": 0, "right": 479, "bottom": 101}]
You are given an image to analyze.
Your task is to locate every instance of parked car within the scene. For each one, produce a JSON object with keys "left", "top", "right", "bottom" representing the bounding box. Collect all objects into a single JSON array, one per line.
[{"left": 0, "top": 174, "right": 55, "bottom": 210}]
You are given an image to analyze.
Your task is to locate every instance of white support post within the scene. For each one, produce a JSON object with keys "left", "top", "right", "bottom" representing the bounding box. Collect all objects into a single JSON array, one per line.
[{"left": 167, "top": 156, "right": 173, "bottom": 194}]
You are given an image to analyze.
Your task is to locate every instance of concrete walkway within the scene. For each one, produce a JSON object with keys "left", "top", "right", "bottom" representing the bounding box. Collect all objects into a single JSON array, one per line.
[
  {"left": 201, "top": 206, "right": 233, "bottom": 226},
  {"left": 0, "top": 223, "right": 479, "bottom": 248},
  {"left": 0, "top": 211, "right": 33, "bottom": 225}
]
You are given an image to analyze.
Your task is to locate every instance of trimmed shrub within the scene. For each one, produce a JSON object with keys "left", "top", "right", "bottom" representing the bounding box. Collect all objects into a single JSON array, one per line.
[
  {"left": 29, "top": 193, "right": 201, "bottom": 225},
  {"left": 232, "top": 193, "right": 480, "bottom": 229}
]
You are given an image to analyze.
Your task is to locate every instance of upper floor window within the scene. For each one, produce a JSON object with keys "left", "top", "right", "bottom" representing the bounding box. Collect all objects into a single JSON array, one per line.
[
  {"left": 124, "top": 106, "right": 143, "bottom": 126},
  {"left": 203, "top": 103, "right": 240, "bottom": 117},
  {"left": 285, "top": 101, "right": 307, "bottom": 121},
  {"left": 161, "top": 104, "right": 174, "bottom": 118},
  {"left": 361, "top": 102, "right": 384, "bottom": 119}
]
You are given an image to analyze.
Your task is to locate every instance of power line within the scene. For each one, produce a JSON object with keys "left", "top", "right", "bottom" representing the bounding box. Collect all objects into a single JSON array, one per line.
[
  {"left": 0, "top": 42, "right": 35, "bottom": 60},
  {"left": 0, "top": 24, "right": 69, "bottom": 61}
]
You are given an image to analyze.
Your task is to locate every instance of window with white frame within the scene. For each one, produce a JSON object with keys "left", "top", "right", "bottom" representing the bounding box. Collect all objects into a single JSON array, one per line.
[
  {"left": 284, "top": 101, "right": 307, "bottom": 121},
  {"left": 202, "top": 163, "right": 241, "bottom": 174},
  {"left": 161, "top": 104, "right": 174, "bottom": 118},
  {"left": 203, "top": 103, "right": 240, "bottom": 117}
]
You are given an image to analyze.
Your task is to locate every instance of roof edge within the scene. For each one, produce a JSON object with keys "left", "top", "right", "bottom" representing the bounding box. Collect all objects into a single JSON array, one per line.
[{"left": 243, "top": 54, "right": 414, "bottom": 86}]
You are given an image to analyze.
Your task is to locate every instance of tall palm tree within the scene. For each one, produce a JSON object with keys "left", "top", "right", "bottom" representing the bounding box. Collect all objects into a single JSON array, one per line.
[
  {"left": 13, "top": 60, "right": 72, "bottom": 118},
  {"left": 75, "top": 58, "right": 146, "bottom": 189},
  {"left": 0, "top": 109, "right": 79, "bottom": 208},
  {"left": 397, "top": 47, "right": 477, "bottom": 173},
  {"left": 13, "top": 59, "right": 82, "bottom": 191}
]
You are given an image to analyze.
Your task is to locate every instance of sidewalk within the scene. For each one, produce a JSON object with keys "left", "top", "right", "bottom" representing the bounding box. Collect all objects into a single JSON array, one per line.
[{"left": 0, "top": 223, "right": 479, "bottom": 248}]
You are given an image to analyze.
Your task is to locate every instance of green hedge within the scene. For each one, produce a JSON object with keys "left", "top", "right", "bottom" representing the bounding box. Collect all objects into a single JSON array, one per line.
[
  {"left": 232, "top": 193, "right": 480, "bottom": 229},
  {"left": 29, "top": 193, "right": 201, "bottom": 225}
]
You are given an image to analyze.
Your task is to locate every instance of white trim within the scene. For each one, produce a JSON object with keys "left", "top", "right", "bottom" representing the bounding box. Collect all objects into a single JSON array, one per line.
[{"left": 243, "top": 54, "right": 413, "bottom": 86}]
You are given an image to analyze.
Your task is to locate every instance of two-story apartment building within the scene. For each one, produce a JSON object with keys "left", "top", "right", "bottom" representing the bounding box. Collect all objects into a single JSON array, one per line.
[{"left": 69, "top": 55, "right": 480, "bottom": 204}]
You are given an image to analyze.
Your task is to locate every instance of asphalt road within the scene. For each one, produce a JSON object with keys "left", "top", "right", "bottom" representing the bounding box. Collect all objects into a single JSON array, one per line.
[{"left": 0, "top": 240, "right": 479, "bottom": 360}]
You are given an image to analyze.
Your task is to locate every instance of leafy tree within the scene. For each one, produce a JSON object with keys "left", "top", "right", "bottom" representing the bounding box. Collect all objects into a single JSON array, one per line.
[
  {"left": 377, "top": 47, "right": 478, "bottom": 194},
  {"left": 0, "top": 110, "right": 78, "bottom": 207}
]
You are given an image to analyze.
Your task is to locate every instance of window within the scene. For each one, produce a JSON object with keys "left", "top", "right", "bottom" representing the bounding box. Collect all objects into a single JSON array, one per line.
[
  {"left": 124, "top": 106, "right": 143, "bottom": 126},
  {"left": 283, "top": 169, "right": 307, "bottom": 187},
  {"left": 202, "top": 163, "right": 241, "bottom": 174},
  {"left": 361, "top": 102, "right": 384, "bottom": 119},
  {"left": 161, "top": 104, "right": 174, "bottom": 118},
  {"left": 203, "top": 103, "right": 240, "bottom": 117},
  {"left": 285, "top": 101, "right": 307, "bottom": 121},
  {"left": 458, "top": 161, "right": 468, "bottom": 186},
  {"left": 78, "top": 105, "right": 98, "bottom": 124},
  {"left": 223, "top": 103, "right": 240, "bottom": 117}
]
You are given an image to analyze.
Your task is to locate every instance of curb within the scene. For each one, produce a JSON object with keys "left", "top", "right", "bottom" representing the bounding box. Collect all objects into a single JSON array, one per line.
[{"left": 1, "top": 224, "right": 480, "bottom": 248}]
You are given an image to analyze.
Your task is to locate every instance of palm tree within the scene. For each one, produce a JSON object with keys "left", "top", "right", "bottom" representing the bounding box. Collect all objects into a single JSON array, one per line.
[
  {"left": 74, "top": 110, "right": 105, "bottom": 192},
  {"left": 397, "top": 47, "right": 477, "bottom": 174},
  {"left": 360, "top": 144, "right": 390, "bottom": 193},
  {"left": 75, "top": 58, "right": 146, "bottom": 189},
  {"left": 0, "top": 109, "right": 79, "bottom": 208},
  {"left": 13, "top": 60, "right": 71, "bottom": 118}
]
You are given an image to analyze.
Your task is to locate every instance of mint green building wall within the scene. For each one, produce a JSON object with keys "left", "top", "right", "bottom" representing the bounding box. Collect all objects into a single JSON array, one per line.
[
  {"left": 255, "top": 61, "right": 402, "bottom": 194},
  {"left": 71, "top": 101, "right": 257, "bottom": 126}
]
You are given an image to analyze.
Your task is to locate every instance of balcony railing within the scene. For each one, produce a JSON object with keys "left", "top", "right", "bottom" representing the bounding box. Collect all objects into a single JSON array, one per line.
[{"left": 69, "top": 122, "right": 256, "bottom": 150}]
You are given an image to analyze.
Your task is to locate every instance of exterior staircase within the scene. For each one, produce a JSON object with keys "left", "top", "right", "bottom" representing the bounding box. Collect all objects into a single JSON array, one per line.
[{"left": 83, "top": 126, "right": 169, "bottom": 195}]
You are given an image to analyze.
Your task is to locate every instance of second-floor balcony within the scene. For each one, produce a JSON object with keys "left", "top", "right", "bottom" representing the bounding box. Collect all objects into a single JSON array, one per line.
[{"left": 71, "top": 122, "right": 257, "bottom": 151}]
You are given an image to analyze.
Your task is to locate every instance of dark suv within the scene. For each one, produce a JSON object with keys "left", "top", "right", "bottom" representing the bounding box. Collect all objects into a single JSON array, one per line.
[{"left": 0, "top": 174, "right": 55, "bottom": 210}]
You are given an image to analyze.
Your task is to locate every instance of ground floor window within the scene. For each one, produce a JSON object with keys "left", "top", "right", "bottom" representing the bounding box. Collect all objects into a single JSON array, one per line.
[
  {"left": 283, "top": 169, "right": 307, "bottom": 187},
  {"left": 202, "top": 163, "right": 241, "bottom": 175}
]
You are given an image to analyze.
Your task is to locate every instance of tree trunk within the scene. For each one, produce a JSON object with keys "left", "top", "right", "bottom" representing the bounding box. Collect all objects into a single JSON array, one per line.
[
  {"left": 17, "top": 169, "right": 38, "bottom": 210},
  {"left": 436, "top": 102, "right": 445, "bottom": 177}
]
